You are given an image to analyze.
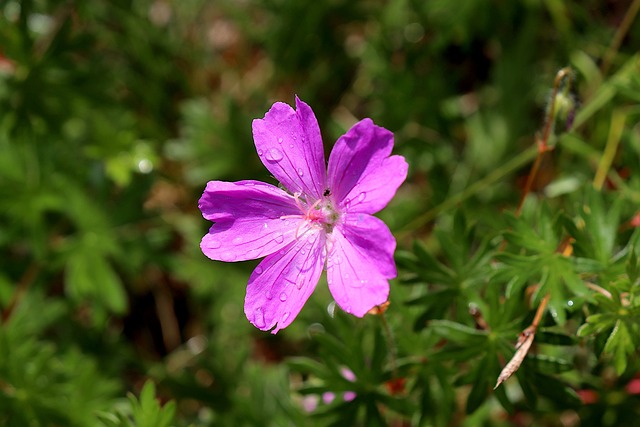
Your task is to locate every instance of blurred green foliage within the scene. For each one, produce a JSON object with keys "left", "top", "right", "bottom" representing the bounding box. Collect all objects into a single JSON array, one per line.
[{"left": 1, "top": 0, "right": 640, "bottom": 425}]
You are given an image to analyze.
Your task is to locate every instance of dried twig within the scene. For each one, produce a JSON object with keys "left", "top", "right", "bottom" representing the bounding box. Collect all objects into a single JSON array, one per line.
[{"left": 495, "top": 293, "right": 550, "bottom": 388}]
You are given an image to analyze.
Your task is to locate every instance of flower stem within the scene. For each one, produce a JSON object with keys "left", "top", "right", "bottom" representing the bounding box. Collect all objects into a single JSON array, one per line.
[
  {"left": 515, "top": 67, "right": 572, "bottom": 217},
  {"left": 398, "top": 145, "right": 538, "bottom": 237},
  {"left": 378, "top": 310, "right": 398, "bottom": 377},
  {"left": 600, "top": 0, "right": 640, "bottom": 77},
  {"left": 593, "top": 108, "right": 626, "bottom": 191},
  {"left": 2, "top": 262, "right": 39, "bottom": 324}
]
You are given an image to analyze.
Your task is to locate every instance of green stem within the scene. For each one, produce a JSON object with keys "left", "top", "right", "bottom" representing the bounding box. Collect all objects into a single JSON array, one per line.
[
  {"left": 397, "top": 145, "right": 538, "bottom": 238},
  {"left": 593, "top": 109, "right": 626, "bottom": 191},
  {"left": 600, "top": 0, "right": 640, "bottom": 77}
]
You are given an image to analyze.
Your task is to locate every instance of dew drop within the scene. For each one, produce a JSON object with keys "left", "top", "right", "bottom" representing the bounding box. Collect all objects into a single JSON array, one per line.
[
  {"left": 277, "top": 137, "right": 283, "bottom": 144},
  {"left": 344, "top": 305, "right": 352, "bottom": 314},
  {"left": 255, "top": 266, "right": 264, "bottom": 275},
  {"left": 232, "top": 236, "right": 243, "bottom": 245},
  {"left": 265, "top": 289, "right": 273, "bottom": 300},
  {"left": 357, "top": 192, "right": 366, "bottom": 202},
  {"left": 208, "top": 240, "right": 222, "bottom": 249},
  {"left": 350, "top": 276, "right": 363, "bottom": 287},
  {"left": 282, "top": 312, "right": 290, "bottom": 323},
  {"left": 279, "top": 292, "right": 287, "bottom": 302},
  {"left": 296, "top": 276, "right": 305, "bottom": 289},
  {"left": 344, "top": 198, "right": 351, "bottom": 207},
  {"left": 265, "top": 147, "right": 283, "bottom": 162},
  {"left": 257, "top": 149, "right": 264, "bottom": 156},
  {"left": 273, "top": 233, "right": 284, "bottom": 243},
  {"left": 344, "top": 273, "right": 350, "bottom": 280},
  {"left": 360, "top": 279, "right": 368, "bottom": 285},
  {"left": 263, "top": 222, "right": 269, "bottom": 229},
  {"left": 333, "top": 255, "right": 343, "bottom": 264},
  {"left": 297, "top": 168, "right": 304, "bottom": 177},
  {"left": 254, "top": 308, "right": 266, "bottom": 328},
  {"left": 220, "top": 251, "right": 236, "bottom": 261},
  {"left": 289, "top": 143, "right": 294, "bottom": 149}
]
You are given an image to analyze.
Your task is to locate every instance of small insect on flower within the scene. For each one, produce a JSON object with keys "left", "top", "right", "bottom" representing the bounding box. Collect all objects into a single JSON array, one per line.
[{"left": 198, "top": 96, "right": 408, "bottom": 333}]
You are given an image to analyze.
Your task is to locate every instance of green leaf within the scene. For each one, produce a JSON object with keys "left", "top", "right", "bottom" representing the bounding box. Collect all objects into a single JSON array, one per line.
[
  {"left": 602, "top": 320, "right": 633, "bottom": 375},
  {"left": 525, "top": 354, "right": 573, "bottom": 375},
  {"left": 627, "top": 246, "right": 639, "bottom": 285},
  {"left": 65, "top": 249, "right": 127, "bottom": 314},
  {"left": 465, "top": 355, "right": 492, "bottom": 414},
  {"left": 125, "top": 381, "right": 176, "bottom": 427},
  {"left": 429, "top": 320, "right": 487, "bottom": 345}
]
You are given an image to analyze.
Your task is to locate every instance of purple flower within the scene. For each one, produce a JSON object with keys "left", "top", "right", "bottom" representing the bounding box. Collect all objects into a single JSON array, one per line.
[{"left": 198, "top": 97, "right": 408, "bottom": 333}]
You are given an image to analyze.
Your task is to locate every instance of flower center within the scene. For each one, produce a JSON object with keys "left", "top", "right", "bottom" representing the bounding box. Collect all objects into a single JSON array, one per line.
[
  {"left": 303, "top": 197, "right": 339, "bottom": 233},
  {"left": 280, "top": 192, "right": 341, "bottom": 237}
]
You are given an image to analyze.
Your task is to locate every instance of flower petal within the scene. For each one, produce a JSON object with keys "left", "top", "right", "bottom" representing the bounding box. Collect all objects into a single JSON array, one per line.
[
  {"left": 325, "top": 226, "right": 390, "bottom": 317},
  {"left": 252, "top": 97, "right": 327, "bottom": 200},
  {"left": 199, "top": 180, "right": 304, "bottom": 261},
  {"left": 327, "top": 119, "right": 408, "bottom": 214},
  {"left": 244, "top": 228, "right": 326, "bottom": 333},
  {"left": 340, "top": 213, "right": 397, "bottom": 279}
]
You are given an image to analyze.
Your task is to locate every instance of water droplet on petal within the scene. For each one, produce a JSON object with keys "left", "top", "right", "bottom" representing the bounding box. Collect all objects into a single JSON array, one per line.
[
  {"left": 265, "top": 147, "right": 283, "bottom": 162},
  {"left": 344, "top": 198, "right": 351, "bottom": 207},
  {"left": 360, "top": 279, "right": 368, "bottom": 285},
  {"left": 266, "top": 289, "right": 273, "bottom": 300},
  {"left": 208, "top": 240, "right": 221, "bottom": 249},
  {"left": 257, "top": 149, "right": 264, "bottom": 156},
  {"left": 232, "top": 236, "right": 243, "bottom": 245},
  {"left": 357, "top": 192, "right": 366, "bottom": 202},
  {"left": 333, "top": 255, "right": 343, "bottom": 264},
  {"left": 273, "top": 233, "right": 284, "bottom": 243},
  {"left": 297, "top": 168, "right": 304, "bottom": 177},
  {"left": 289, "top": 143, "right": 294, "bottom": 149},
  {"left": 344, "top": 273, "right": 350, "bottom": 280},
  {"left": 344, "top": 305, "right": 352, "bottom": 314},
  {"left": 220, "top": 251, "right": 236, "bottom": 261},
  {"left": 255, "top": 266, "right": 264, "bottom": 275},
  {"left": 254, "top": 308, "right": 266, "bottom": 328},
  {"left": 296, "top": 277, "right": 305, "bottom": 290},
  {"left": 279, "top": 292, "right": 287, "bottom": 302},
  {"left": 300, "top": 249, "right": 306, "bottom": 255},
  {"left": 263, "top": 222, "right": 269, "bottom": 229},
  {"left": 282, "top": 312, "right": 290, "bottom": 323},
  {"left": 292, "top": 135, "right": 297, "bottom": 140},
  {"left": 277, "top": 137, "right": 283, "bottom": 144}
]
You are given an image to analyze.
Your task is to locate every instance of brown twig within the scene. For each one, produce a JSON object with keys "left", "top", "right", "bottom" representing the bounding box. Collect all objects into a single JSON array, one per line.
[
  {"left": 2, "top": 262, "right": 40, "bottom": 324},
  {"left": 495, "top": 293, "right": 550, "bottom": 389},
  {"left": 515, "top": 67, "right": 573, "bottom": 217}
]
